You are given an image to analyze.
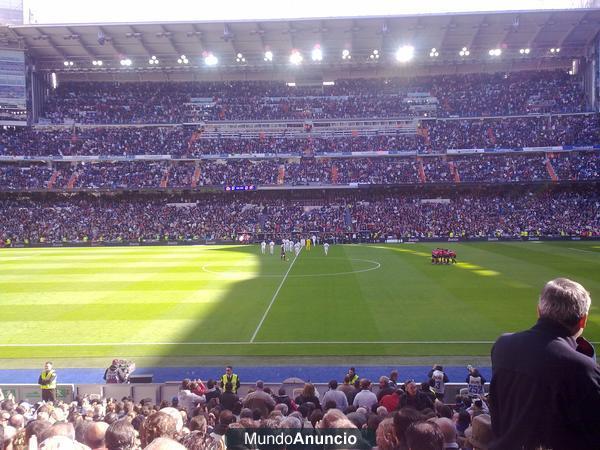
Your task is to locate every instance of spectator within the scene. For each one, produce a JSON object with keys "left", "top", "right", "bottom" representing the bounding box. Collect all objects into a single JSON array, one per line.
[
  {"left": 294, "top": 383, "right": 321, "bottom": 411},
  {"left": 400, "top": 380, "right": 434, "bottom": 412},
  {"left": 177, "top": 380, "right": 205, "bottom": 416},
  {"left": 103, "top": 361, "right": 126, "bottom": 384},
  {"left": 241, "top": 381, "right": 275, "bottom": 419},
  {"left": 465, "top": 414, "right": 492, "bottom": 450},
  {"left": 84, "top": 422, "right": 108, "bottom": 450},
  {"left": 405, "top": 421, "right": 444, "bottom": 450},
  {"left": 104, "top": 420, "right": 136, "bottom": 450},
  {"left": 352, "top": 379, "right": 378, "bottom": 410},
  {"left": 490, "top": 278, "right": 600, "bottom": 449},
  {"left": 219, "top": 383, "right": 238, "bottom": 412},
  {"left": 321, "top": 380, "right": 348, "bottom": 411}
]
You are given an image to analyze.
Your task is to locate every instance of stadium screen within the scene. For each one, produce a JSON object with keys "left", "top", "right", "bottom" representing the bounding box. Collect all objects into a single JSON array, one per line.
[{"left": 0, "top": 49, "right": 26, "bottom": 124}]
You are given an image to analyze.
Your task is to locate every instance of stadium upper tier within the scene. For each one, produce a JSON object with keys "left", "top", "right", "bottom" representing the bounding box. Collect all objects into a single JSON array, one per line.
[
  {"left": 3, "top": 114, "right": 598, "bottom": 157},
  {"left": 0, "top": 152, "right": 598, "bottom": 191},
  {"left": 41, "top": 70, "right": 586, "bottom": 124},
  {"left": 0, "top": 189, "right": 597, "bottom": 243}
]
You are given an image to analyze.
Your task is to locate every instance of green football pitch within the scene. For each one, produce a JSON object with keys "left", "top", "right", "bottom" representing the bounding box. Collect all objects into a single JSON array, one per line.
[{"left": 0, "top": 241, "right": 598, "bottom": 360}]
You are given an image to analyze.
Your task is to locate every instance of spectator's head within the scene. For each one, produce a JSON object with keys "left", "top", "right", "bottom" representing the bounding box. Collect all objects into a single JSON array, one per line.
[
  {"left": 159, "top": 408, "right": 183, "bottom": 433},
  {"left": 393, "top": 408, "right": 422, "bottom": 444},
  {"left": 390, "top": 370, "right": 399, "bottom": 383},
  {"left": 376, "top": 417, "right": 399, "bottom": 450},
  {"left": 465, "top": 414, "right": 492, "bottom": 450},
  {"left": 224, "top": 382, "right": 233, "bottom": 393},
  {"left": 328, "top": 380, "right": 338, "bottom": 390},
  {"left": 255, "top": 380, "right": 264, "bottom": 390},
  {"left": 188, "top": 415, "right": 207, "bottom": 434},
  {"left": 404, "top": 380, "right": 418, "bottom": 397},
  {"left": 538, "top": 278, "right": 591, "bottom": 336},
  {"left": 40, "top": 423, "right": 75, "bottom": 442},
  {"left": 301, "top": 383, "right": 315, "bottom": 398},
  {"left": 84, "top": 421, "right": 109, "bottom": 449},
  {"left": 25, "top": 420, "right": 51, "bottom": 442},
  {"left": 8, "top": 415, "right": 24, "bottom": 430},
  {"left": 274, "top": 403, "right": 288, "bottom": 416},
  {"left": 360, "top": 379, "right": 371, "bottom": 391},
  {"left": 379, "top": 376, "right": 389, "bottom": 388},
  {"left": 143, "top": 437, "right": 186, "bottom": 450},
  {"left": 44, "top": 362, "right": 53, "bottom": 371},
  {"left": 141, "top": 412, "right": 177, "bottom": 447},
  {"left": 434, "top": 418, "right": 457, "bottom": 446},
  {"left": 105, "top": 420, "right": 136, "bottom": 450},
  {"left": 405, "top": 421, "right": 444, "bottom": 450}
]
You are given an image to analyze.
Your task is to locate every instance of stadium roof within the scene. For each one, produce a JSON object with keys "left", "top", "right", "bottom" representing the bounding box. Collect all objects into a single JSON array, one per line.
[{"left": 2, "top": 9, "right": 599, "bottom": 73}]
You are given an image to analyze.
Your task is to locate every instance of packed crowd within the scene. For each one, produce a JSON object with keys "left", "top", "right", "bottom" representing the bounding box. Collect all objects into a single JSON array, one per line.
[
  {"left": 41, "top": 70, "right": 586, "bottom": 124},
  {"left": 0, "top": 189, "right": 597, "bottom": 244},
  {"left": 2, "top": 152, "right": 598, "bottom": 190},
  {"left": 0, "top": 364, "right": 491, "bottom": 450},
  {"left": 3, "top": 113, "right": 597, "bottom": 158}
]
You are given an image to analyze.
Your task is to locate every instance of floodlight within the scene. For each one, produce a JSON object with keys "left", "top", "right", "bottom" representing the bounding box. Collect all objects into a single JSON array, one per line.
[
  {"left": 311, "top": 45, "right": 323, "bottom": 61},
  {"left": 290, "top": 50, "right": 303, "bottom": 65},
  {"left": 204, "top": 53, "right": 218, "bottom": 66},
  {"left": 395, "top": 45, "right": 414, "bottom": 63}
]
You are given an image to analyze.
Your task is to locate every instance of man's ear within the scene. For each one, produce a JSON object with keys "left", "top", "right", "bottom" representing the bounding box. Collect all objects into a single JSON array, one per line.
[{"left": 577, "top": 314, "right": 588, "bottom": 331}]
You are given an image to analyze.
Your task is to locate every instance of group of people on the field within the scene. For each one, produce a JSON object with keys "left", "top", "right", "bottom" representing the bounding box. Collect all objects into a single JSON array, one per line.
[
  {"left": 259, "top": 235, "right": 330, "bottom": 261},
  {"left": 431, "top": 248, "right": 457, "bottom": 264}
]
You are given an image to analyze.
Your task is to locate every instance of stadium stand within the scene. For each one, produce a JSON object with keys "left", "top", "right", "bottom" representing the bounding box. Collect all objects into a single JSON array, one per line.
[
  {"left": 39, "top": 70, "right": 586, "bottom": 124},
  {"left": 0, "top": 189, "right": 597, "bottom": 244},
  {"left": 0, "top": 372, "right": 488, "bottom": 450}
]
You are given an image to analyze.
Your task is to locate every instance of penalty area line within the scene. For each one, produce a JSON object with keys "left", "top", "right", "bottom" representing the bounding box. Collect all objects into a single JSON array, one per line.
[{"left": 249, "top": 248, "right": 301, "bottom": 343}]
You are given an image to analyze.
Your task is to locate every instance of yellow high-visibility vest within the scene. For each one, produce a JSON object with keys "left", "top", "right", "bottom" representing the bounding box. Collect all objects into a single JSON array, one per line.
[
  {"left": 221, "top": 374, "right": 239, "bottom": 393},
  {"left": 40, "top": 370, "right": 56, "bottom": 389}
]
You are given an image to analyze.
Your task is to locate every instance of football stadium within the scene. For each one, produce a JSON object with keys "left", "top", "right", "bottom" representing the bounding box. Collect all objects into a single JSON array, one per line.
[{"left": 0, "top": 1, "right": 599, "bottom": 448}]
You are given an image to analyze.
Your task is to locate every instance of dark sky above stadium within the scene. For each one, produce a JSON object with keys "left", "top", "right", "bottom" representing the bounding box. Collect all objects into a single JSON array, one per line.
[{"left": 23, "top": 0, "right": 585, "bottom": 24}]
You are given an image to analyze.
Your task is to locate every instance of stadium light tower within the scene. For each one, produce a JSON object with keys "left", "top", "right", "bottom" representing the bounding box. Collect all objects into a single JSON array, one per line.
[
  {"left": 459, "top": 47, "right": 470, "bottom": 57},
  {"left": 264, "top": 50, "right": 273, "bottom": 62},
  {"left": 395, "top": 45, "right": 415, "bottom": 63},
  {"left": 342, "top": 49, "right": 351, "bottom": 60},
  {"left": 488, "top": 48, "right": 502, "bottom": 56},
  {"left": 177, "top": 55, "right": 189, "bottom": 64}
]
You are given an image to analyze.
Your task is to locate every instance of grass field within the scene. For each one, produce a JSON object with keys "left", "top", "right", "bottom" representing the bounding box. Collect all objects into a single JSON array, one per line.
[{"left": 0, "top": 241, "right": 599, "bottom": 362}]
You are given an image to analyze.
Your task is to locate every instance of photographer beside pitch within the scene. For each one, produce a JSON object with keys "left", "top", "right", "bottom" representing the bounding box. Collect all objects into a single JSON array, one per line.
[{"left": 490, "top": 278, "right": 600, "bottom": 450}]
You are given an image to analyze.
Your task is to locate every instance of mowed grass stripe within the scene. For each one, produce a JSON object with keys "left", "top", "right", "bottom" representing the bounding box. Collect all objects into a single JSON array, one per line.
[{"left": 0, "top": 242, "right": 598, "bottom": 359}]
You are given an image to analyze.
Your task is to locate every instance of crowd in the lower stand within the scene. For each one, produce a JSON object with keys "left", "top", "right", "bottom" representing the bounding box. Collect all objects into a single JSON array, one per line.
[
  {"left": 0, "top": 189, "right": 597, "bottom": 244},
  {"left": 0, "top": 365, "right": 493, "bottom": 450},
  {"left": 1, "top": 152, "right": 599, "bottom": 190},
  {"left": 1, "top": 114, "right": 598, "bottom": 157}
]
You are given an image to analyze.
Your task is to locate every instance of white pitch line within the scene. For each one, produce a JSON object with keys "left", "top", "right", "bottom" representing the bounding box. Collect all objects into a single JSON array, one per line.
[
  {"left": 568, "top": 247, "right": 599, "bottom": 255},
  {"left": 250, "top": 249, "right": 301, "bottom": 343},
  {"left": 7, "top": 340, "right": 599, "bottom": 347},
  {"left": 0, "top": 340, "right": 494, "bottom": 347}
]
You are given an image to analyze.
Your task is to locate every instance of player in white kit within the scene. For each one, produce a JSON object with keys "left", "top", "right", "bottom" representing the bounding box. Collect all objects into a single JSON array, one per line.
[
  {"left": 261, "top": 241, "right": 266, "bottom": 254},
  {"left": 324, "top": 242, "right": 329, "bottom": 255},
  {"left": 294, "top": 241, "right": 301, "bottom": 256},
  {"left": 269, "top": 240, "right": 275, "bottom": 255}
]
